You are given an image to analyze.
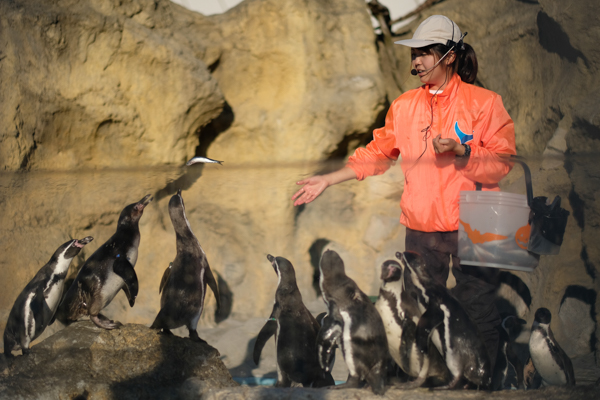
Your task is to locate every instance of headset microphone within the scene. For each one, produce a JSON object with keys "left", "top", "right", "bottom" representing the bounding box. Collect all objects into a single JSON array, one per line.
[{"left": 410, "top": 32, "right": 467, "bottom": 77}]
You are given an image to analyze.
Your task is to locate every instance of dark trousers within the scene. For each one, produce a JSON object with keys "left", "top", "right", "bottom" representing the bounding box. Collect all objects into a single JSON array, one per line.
[{"left": 405, "top": 227, "right": 501, "bottom": 369}]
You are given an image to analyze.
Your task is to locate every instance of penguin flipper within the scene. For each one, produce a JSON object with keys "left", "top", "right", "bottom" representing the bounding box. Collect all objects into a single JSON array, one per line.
[
  {"left": 113, "top": 256, "right": 139, "bottom": 307},
  {"left": 159, "top": 263, "right": 172, "bottom": 294},
  {"left": 317, "top": 313, "right": 342, "bottom": 372},
  {"left": 315, "top": 312, "right": 328, "bottom": 328},
  {"left": 253, "top": 319, "right": 277, "bottom": 365},
  {"left": 31, "top": 286, "right": 52, "bottom": 335},
  {"left": 204, "top": 265, "right": 221, "bottom": 311}
]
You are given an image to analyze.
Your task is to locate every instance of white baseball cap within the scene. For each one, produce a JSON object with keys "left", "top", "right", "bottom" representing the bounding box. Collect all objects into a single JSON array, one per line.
[{"left": 395, "top": 15, "right": 462, "bottom": 48}]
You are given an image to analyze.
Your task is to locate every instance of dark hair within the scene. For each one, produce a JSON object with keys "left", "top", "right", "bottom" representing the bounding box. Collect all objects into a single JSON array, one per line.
[{"left": 423, "top": 42, "right": 478, "bottom": 84}]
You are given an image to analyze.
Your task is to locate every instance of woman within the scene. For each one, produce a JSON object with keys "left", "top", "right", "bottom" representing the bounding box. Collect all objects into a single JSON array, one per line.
[{"left": 292, "top": 15, "right": 516, "bottom": 370}]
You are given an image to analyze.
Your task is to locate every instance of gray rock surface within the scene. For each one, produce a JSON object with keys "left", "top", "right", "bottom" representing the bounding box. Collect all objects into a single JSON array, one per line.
[{"left": 0, "top": 321, "right": 236, "bottom": 400}]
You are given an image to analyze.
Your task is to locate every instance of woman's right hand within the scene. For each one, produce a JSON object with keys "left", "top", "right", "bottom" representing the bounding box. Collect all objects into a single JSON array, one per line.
[{"left": 292, "top": 176, "right": 330, "bottom": 206}]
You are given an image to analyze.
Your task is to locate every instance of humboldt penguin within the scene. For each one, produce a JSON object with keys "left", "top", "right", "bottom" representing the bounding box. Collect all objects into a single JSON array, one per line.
[
  {"left": 4, "top": 237, "right": 93, "bottom": 356},
  {"left": 253, "top": 254, "right": 334, "bottom": 387},
  {"left": 150, "top": 190, "right": 220, "bottom": 342},
  {"left": 528, "top": 307, "right": 575, "bottom": 387},
  {"left": 492, "top": 315, "right": 526, "bottom": 390},
  {"left": 317, "top": 249, "right": 389, "bottom": 395},
  {"left": 57, "top": 195, "right": 152, "bottom": 329},
  {"left": 375, "top": 259, "right": 450, "bottom": 387},
  {"left": 396, "top": 251, "right": 492, "bottom": 389}
]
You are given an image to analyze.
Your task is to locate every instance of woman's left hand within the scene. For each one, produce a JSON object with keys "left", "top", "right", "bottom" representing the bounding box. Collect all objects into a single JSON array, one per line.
[{"left": 432, "top": 134, "right": 464, "bottom": 155}]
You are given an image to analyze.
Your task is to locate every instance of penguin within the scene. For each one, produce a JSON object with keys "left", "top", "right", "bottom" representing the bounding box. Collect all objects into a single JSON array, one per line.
[
  {"left": 396, "top": 251, "right": 492, "bottom": 389},
  {"left": 4, "top": 236, "right": 93, "bottom": 357},
  {"left": 150, "top": 190, "right": 220, "bottom": 342},
  {"left": 253, "top": 254, "right": 334, "bottom": 388},
  {"left": 528, "top": 307, "right": 575, "bottom": 387},
  {"left": 492, "top": 315, "right": 526, "bottom": 390},
  {"left": 317, "top": 249, "right": 389, "bottom": 395},
  {"left": 374, "top": 259, "right": 450, "bottom": 387},
  {"left": 57, "top": 194, "right": 152, "bottom": 329},
  {"left": 186, "top": 156, "right": 223, "bottom": 166}
]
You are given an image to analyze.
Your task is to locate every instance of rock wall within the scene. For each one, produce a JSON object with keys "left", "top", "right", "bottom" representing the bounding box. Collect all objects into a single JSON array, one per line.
[{"left": 1, "top": 0, "right": 599, "bottom": 367}]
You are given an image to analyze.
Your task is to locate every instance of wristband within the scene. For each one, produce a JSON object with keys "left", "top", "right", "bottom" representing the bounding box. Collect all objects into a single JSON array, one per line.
[{"left": 457, "top": 143, "right": 471, "bottom": 158}]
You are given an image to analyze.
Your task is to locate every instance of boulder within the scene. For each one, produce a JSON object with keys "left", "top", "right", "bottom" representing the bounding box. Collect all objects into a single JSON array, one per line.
[{"left": 0, "top": 321, "right": 236, "bottom": 400}]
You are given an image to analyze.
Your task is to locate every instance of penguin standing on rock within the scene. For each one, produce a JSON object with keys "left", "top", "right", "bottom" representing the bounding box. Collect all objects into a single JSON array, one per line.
[
  {"left": 57, "top": 195, "right": 152, "bottom": 329},
  {"left": 528, "top": 307, "right": 575, "bottom": 387},
  {"left": 253, "top": 254, "right": 334, "bottom": 387},
  {"left": 150, "top": 190, "right": 220, "bottom": 342},
  {"left": 317, "top": 250, "right": 389, "bottom": 395},
  {"left": 4, "top": 237, "right": 93, "bottom": 357}
]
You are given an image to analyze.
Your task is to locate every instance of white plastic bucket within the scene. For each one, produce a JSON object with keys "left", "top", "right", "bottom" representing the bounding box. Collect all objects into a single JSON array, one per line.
[{"left": 458, "top": 191, "right": 540, "bottom": 272}]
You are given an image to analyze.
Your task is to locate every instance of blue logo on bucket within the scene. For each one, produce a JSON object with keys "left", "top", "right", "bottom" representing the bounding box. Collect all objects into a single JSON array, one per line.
[{"left": 454, "top": 122, "right": 473, "bottom": 144}]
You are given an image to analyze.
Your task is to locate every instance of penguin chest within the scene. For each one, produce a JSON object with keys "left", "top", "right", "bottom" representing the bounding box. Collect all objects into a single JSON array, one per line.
[
  {"left": 439, "top": 304, "right": 461, "bottom": 377},
  {"left": 375, "top": 299, "right": 402, "bottom": 362},
  {"left": 44, "top": 280, "right": 64, "bottom": 314},
  {"left": 339, "top": 310, "right": 358, "bottom": 377},
  {"left": 44, "top": 256, "right": 72, "bottom": 312},
  {"left": 99, "top": 272, "right": 125, "bottom": 308},
  {"left": 530, "top": 331, "right": 567, "bottom": 385}
]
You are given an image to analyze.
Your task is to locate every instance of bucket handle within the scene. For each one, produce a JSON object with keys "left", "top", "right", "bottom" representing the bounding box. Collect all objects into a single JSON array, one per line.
[{"left": 475, "top": 155, "right": 533, "bottom": 207}]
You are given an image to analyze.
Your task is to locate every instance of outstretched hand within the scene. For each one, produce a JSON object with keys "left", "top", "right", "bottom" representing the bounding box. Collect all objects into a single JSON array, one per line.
[{"left": 292, "top": 176, "right": 329, "bottom": 206}]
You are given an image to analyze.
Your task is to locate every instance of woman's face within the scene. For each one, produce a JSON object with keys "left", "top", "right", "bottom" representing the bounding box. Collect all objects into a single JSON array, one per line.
[{"left": 411, "top": 47, "right": 452, "bottom": 91}]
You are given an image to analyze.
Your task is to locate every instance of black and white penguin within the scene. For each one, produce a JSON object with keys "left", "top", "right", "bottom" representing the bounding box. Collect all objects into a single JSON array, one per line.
[
  {"left": 317, "top": 249, "right": 389, "bottom": 395},
  {"left": 374, "top": 259, "right": 450, "bottom": 387},
  {"left": 150, "top": 190, "right": 220, "bottom": 342},
  {"left": 492, "top": 315, "right": 525, "bottom": 390},
  {"left": 57, "top": 194, "right": 152, "bottom": 329},
  {"left": 253, "top": 254, "right": 334, "bottom": 388},
  {"left": 528, "top": 307, "right": 575, "bottom": 387},
  {"left": 4, "top": 236, "right": 93, "bottom": 356},
  {"left": 396, "top": 251, "right": 492, "bottom": 389},
  {"left": 186, "top": 156, "right": 223, "bottom": 166}
]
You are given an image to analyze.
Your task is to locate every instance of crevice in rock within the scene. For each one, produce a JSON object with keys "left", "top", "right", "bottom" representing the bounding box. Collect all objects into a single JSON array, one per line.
[
  {"left": 154, "top": 101, "right": 234, "bottom": 202},
  {"left": 567, "top": 185, "right": 585, "bottom": 230},
  {"left": 580, "top": 245, "right": 597, "bottom": 281},
  {"left": 19, "top": 141, "right": 37, "bottom": 170},
  {"left": 560, "top": 285, "right": 597, "bottom": 354},
  {"left": 572, "top": 117, "right": 600, "bottom": 141},
  {"left": 293, "top": 103, "right": 388, "bottom": 222},
  {"left": 537, "top": 11, "right": 587, "bottom": 65},
  {"left": 309, "top": 238, "right": 330, "bottom": 297},
  {"left": 322, "top": 101, "right": 389, "bottom": 167},
  {"left": 208, "top": 57, "right": 220, "bottom": 73}
]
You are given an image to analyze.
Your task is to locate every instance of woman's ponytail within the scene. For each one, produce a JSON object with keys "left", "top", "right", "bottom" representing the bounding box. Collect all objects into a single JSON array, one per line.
[{"left": 456, "top": 43, "right": 478, "bottom": 84}]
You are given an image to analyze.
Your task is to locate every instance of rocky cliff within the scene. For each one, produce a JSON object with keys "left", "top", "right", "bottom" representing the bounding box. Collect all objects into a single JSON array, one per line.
[{"left": 0, "top": 0, "right": 599, "bottom": 371}]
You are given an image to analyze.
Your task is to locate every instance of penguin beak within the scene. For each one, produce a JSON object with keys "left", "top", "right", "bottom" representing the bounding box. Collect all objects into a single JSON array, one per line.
[
  {"left": 78, "top": 236, "right": 94, "bottom": 246},
  {"left": 135, "top": 194, "right": 153, "bottom": 211}
]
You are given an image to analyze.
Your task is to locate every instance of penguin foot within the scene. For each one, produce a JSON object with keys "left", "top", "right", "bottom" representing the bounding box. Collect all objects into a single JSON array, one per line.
[
  {"left": 327, "top": 376, "right": 363, "bottom": 390},
  {"left": 157, "top": 328, "right": 174, "bottom": 336},
  {"left": 90, "top": 314, "right": 122, "bottom": 330},
  {"left": 189, "top": 330, "right": 207, "bottom": 344}
]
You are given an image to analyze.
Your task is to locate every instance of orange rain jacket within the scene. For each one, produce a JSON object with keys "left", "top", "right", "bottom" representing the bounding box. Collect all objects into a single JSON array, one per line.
[{"left": 347, "top": 73, "right": 516, "bottom": 232}]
